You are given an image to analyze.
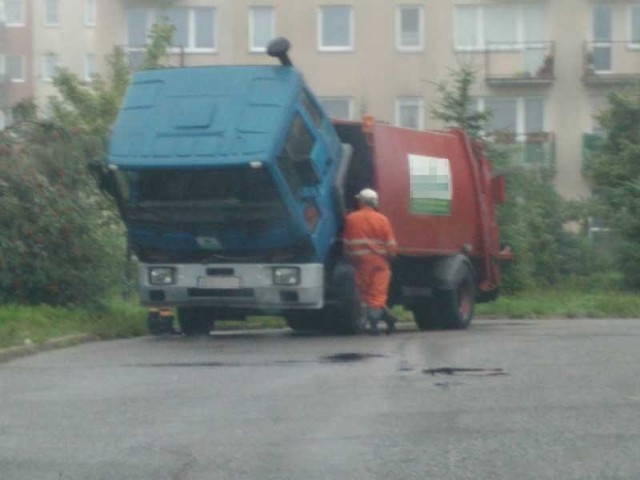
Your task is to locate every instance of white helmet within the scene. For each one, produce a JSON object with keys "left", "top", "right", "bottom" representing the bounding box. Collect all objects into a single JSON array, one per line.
[{"left": 356, "top": 188, "right": 379, "bottom": 207}]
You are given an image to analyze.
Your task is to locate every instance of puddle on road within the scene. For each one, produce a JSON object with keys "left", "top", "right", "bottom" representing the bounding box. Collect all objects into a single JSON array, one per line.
[
  {"left": 127, "top": 361, "right": 241, "bottom": 368},
  {"left": 423, "top": 367, "right": 507, "bottom": 377},
  {"left": 125, "top": 353, "right": 387, "bottom": 368},
  {"left": 320, "top": 353, "right": 388, "bottom": 363}
]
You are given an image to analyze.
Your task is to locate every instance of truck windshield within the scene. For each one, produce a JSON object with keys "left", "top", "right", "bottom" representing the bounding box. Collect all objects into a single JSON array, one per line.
[{"left": 114, "top": 166, "right": 287, "bottom": 226}]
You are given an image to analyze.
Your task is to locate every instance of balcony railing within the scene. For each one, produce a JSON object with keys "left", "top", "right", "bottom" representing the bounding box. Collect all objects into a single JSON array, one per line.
[
  {"left": 488, "top": 131, "right": 555, "bottom": 168},
  {"left": 485, "top": 42, "right": 555, "bottom": 86},
  {"left": 583, "top": 41, "right": 640, "bottom": 84},
  {"left": 123, "top": 45, "right": 186, "bottom": 71}
]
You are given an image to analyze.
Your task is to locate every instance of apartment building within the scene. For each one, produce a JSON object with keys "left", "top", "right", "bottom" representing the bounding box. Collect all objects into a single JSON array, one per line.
[
  {"left": 2, "top": 1, "right": 640, "bottom": 200},
  {"left": 0, "top": 0, "right": 34, "bottom": 127}
]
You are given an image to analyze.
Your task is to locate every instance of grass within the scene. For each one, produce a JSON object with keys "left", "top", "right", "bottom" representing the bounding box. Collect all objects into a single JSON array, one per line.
[
  {"left": 476, "top": 289, "right": 640, "bottom": 319},
  {"left": 1, "top": 289, "right": 639, "bottom": 350},
  {"left": 0, "top": 300, "right": 147, "bottom": 350}
]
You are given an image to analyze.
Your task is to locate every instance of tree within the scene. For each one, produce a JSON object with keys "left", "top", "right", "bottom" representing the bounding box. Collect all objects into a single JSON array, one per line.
[
  {"left": 589, "top": 85, "right": 640, "bottom": 289},
  {"left": 0, "top": 22, "right": 175, "bottom": 305},
  {"left": 431, "top": 63, "right": 592, "bottom": 291},
  {"left": 430, "top": 62, "right": 490, "bottom": 140}
]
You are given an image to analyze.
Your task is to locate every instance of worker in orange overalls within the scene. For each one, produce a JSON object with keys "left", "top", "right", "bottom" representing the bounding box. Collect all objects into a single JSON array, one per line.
[{"left": 343, "top": 188, "right": 399, "bottom": 334}]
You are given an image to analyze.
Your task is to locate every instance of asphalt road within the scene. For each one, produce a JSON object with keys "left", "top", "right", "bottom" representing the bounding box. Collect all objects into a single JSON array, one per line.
[{"left": 1, "top": 318, "right": 640, "bottom": 480}]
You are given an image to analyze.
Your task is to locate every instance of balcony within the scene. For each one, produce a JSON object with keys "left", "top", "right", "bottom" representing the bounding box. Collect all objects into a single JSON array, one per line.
[
  {"left": 122, "top": 45, "right": 186, "bottom": 71},
  {"left": 485, "top": 42, "right": 555, "bottom": 87},
  {"left": 489, "top": 131, "right": 555, "bottom": 168},
  {"left": 583, "top": 41, "right": 640, "bottom": 85}
]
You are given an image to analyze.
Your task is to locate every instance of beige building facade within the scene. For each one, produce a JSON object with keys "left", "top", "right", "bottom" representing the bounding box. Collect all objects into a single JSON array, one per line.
[{"left": 4, "top": 0, "right": 640, "bottom": 199}]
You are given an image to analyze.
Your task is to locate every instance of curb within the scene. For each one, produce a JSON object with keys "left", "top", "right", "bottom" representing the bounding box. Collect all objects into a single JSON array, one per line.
[{"left": 0, "top": 334, "right": 99, "bottom": 364}]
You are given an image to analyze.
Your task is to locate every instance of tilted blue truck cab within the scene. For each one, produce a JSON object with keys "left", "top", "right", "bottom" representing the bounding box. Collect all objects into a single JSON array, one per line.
[{"left": 107, "top": 62, "right": 351, "bottom": 319}]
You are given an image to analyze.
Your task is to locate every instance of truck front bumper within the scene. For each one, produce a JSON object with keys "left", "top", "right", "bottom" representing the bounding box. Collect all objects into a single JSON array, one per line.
[{"left": 139, "top": 262, "right": 324, "bottom": 310}]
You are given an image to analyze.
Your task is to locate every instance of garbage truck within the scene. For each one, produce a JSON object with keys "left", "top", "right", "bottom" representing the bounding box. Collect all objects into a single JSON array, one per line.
[{"left": 99, "top": 38, "right": 511, "bottom": 335}]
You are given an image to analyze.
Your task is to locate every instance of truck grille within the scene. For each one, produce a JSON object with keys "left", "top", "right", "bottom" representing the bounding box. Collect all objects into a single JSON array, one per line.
[{"left": 187, "top": 288, "right": 255, "bottom": 298}]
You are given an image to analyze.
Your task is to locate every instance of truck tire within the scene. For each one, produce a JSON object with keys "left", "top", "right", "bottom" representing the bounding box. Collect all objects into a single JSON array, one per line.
[
  {"left": 412, "top": 299, "right": 437, "bottom": 331},
  {"left": 434, "top": 261, "right": 475, "bottom": 330},
  {"left": 178, "top": 307, "right": 214, "bottom": 336},
  {"left": 412, "top": 262, "right": 475, "bottom": 330},
  {"left": 327, "top": 263, "right": 365, "bottom": 335},
  {"left": 147, "top": 310, "right": 174, "bottom": 335},
  {"left": 284, "top": 310, "right": 326, "bottom": 333}
]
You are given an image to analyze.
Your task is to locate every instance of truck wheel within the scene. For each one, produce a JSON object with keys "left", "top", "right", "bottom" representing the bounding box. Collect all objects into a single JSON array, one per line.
[
  {"left": 178, "top": 307, "right": 214, "bottom": 336},
  {"left": 412, "top": 263, "right": 475, "bottom": 330},
  {"left": 327, "top": 264, "right": 365, "bottom": 335},
  {"left": 434, "top": 262, "right": 475, "bottom": 330},
  {"left": 147, "top": 310, "right": 174, "bottom": 335},
  {"left": 412, "top": 299, "right": 438, "bottom": 331},
  {"left": 284, "top": 310, "right": 326, "bottom": 333}
]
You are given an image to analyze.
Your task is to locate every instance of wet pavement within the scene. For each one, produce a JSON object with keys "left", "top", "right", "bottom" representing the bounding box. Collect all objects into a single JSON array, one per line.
[{"left": 1, "top": 318, "right": 640, "bottom": 479}]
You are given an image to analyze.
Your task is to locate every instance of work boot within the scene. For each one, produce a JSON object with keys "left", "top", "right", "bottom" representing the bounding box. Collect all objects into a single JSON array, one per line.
[{"left": 383, "top": 307, "right": 399, "bottom": 335}]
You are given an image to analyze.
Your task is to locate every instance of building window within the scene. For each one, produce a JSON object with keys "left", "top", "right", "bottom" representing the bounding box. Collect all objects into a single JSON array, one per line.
[
  {"left": 44, "top": 0, "right": 59, "bottom": 26},
  {"left": 85, "top": 0, "right": 97, "bottom": 26},
  {"left": 126, "top": 7, "right": 216, "bottom": 51},
  {"left": 318, "top": 97, "right": 353, "bottom": 120},
  {"left": 163, "top": 8, "right": 189, "bottom": 48},
  {"left": 632, "top": 6, "right": 640, "bottom": 47},
  {"left": 84, "top": 53, "right": 97, "bottom": 82},
  {"left": 318, "top": 5, "right": 353, "bottom": 51},
  {"left": 476, "top": 96, "right": 545, "bottom": 139},
  {"left": 396, "top": 6, "right": 424, "bottom": 51},
  {"left": 42, "top": 53, "right": 59, "bottom": 82},
  {"left": 249, "top": 6, "right": 275, "bottom": 52},
  {"left": 454, "top": 4, "right": 544, "bottom": 50},
  {"left": 4, "top": 0, "right": 24, "bottom": 26},
  {"left": 591, "top": 4, "right": 612, "bottom": 71},
  {"left": 395, "top": 97, "right": 424, "bottom": 130},
  {"left": 5, "top": 55, "right": 24, "bottom": 82},
  {"left": 126, "top": 9, "right": 148, "bottom": 47}
]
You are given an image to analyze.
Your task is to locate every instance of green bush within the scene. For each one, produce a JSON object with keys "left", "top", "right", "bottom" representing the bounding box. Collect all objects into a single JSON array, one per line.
[
  {"left": 0, "top": 123, "right": 125, "bottom": 305},
  {"left": 589, "top": 86, "right": 640, "bottom": 290}
]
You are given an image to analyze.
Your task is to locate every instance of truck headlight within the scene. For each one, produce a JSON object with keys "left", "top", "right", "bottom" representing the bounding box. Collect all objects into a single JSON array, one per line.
[
  {"left": 273, "top": 267, "right": 300, "bottom": 286},
  {"left": 149, "top": 267, "right": 176, "bottom": 285}
]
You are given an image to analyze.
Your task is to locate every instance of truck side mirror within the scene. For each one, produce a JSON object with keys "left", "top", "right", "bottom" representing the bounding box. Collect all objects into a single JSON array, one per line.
[
  {"left": 88, "top": 161, "right": 118, "bottom": 199},
  {"left": 295, "top": 157, "right": 320, "bottom": 187}
]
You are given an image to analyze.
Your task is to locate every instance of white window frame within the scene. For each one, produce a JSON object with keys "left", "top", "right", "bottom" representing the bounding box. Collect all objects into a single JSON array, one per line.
[
  {"left": 628, "top": 5, "right": 640, "bottom": 49},
  {"left": 248, "top": 6, "right": 275, "bottom": 52},
  {"left": 475, "top": 96, "right": 546, "bottom": 140},
  {"left": 4, "top": 0, "right": 25, "bottom": 27},
  {"left": 453, "top": 4, "right": 544, "bottom": 52},
  {"left": 4, "top": 54, "right": 25, "bottom": 82},
  {"left": 42, "top": 53, "right": 59, "bottom": 82},
  {"left": 85, "top": 0, "right": 97, "bottom": 27},
  {"left": 44, "top": 0, "right": 59, "bottom": 27},
  {"left": 84, "top": 53, "right": 97, "bottom": 82},
  {"left": 160, "top": 8, "right": 217, "bottom": 53},
  {"left": 396, "top": 5, "right": 424, "bottom": 52},
  {"left": 318, "top": 96, "right": 354, "bottom": 120},
  {"left": 317, "top": 5, "right": 354, "bottom": 52},
  {"left": 395, "top": 97, "right": 425, "bottom": 130},
  {"left": 590, "top": 4, "right": 613, "bottom": 72}
]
